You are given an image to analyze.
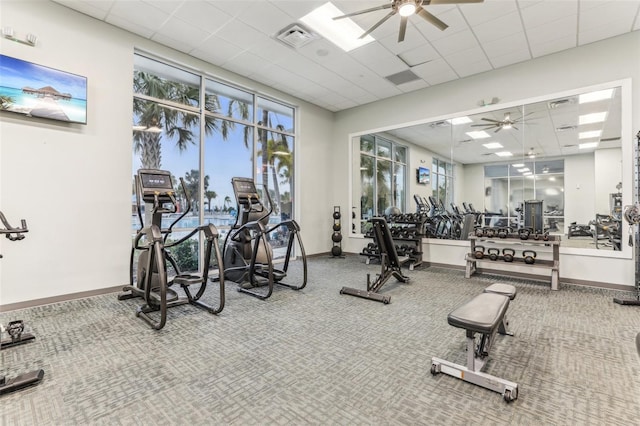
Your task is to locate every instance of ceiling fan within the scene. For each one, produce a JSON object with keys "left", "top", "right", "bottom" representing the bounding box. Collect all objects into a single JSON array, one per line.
[
  {"left": 471, "top": 112, "right": 531, "bottom": 133},
  {"left": 333, "top": 0, "right": 484, "bottom": 43}
]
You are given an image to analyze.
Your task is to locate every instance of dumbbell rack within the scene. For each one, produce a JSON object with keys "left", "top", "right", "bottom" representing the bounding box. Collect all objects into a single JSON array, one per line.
[
  {"left": 465, "top": 233, "right": 561, "bottom": 290},
  {"left": 361, "top": 214, "right": 426, "bottom": 270}
]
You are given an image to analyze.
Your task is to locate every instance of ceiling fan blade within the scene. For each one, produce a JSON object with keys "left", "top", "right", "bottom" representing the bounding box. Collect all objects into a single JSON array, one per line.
[
  {"left": 359, "top": 11, "right": 395, "bottom": 39},
  {"left": 494, "top": 126, "right": 503, "bottom": 133},
  {"left": 429, "top": 0, "right": 484, "bottom": 4},
  {"left": 398, "top": 16, "right": 408, "bottom": 42},
  {"left": 512, "top": 125, "right": 519, "bottom": 131},
  {"left": 470, "top": 123, "right": 495, "bottom": 127},
  {"left": 333, "top": 4, "right": 392, "bottom": 20},
  {"left": 417, "top": 7, "right": 448, "bottom": 31}
]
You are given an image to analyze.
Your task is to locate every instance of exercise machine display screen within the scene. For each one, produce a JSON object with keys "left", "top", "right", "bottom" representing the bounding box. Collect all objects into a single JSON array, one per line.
[
  {"left": 232, "top": 178, "right": 259, "bottom": 199},
  {"left": 140, "top": 172, "right": 173, "bottom": 190}
]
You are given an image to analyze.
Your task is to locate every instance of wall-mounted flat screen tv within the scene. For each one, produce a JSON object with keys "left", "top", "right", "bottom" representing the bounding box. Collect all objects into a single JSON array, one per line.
[
  {"left": 417, "top": 166, "right": 430, "bottom": 184},
  {"left": 0, "top": 54, "right": 87, "bottom": 125}
]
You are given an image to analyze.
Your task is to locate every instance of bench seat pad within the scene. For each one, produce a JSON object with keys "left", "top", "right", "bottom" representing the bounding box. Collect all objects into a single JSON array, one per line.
[
  {"left": 483, "top": 283, "right": 517, "bottom": 300},
  {"left": 448, "top": 293, "right": 510, "bottom": 334}
]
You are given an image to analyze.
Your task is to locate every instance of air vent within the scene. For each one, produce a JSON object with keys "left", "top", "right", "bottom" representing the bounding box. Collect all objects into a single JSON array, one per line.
[
  {"left": 548, "top": 98, "right": 576, "bottom": 109},
  {"left": 276, "top": 24, "right": 318, "bottom": 49},
  {"left": 556, "top": 125, "right": 577, "bottom": 132},
  {"left": 385, "top": 69, "right": 420, "bottom": 86},
  {"left": 430, "top": 121, "right": 450, "bottom": 128}
]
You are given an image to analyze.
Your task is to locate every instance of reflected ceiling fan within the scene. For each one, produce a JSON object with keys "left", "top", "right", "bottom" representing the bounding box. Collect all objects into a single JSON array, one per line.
[
  {"left": 333, "top": 0, "right": 484, "bottom": 42},
  {"left": 471, "top": 112, "right": 532, "bottom": 133}
]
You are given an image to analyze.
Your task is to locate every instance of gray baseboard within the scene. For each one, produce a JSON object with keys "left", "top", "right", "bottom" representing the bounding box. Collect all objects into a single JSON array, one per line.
[{"left": 0, "top": 285, "right": 123, "bottom": 313}]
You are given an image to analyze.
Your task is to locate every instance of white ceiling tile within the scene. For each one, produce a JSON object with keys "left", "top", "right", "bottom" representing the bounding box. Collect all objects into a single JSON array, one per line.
[
  {"left": 472, "top": 11, "right": 524, "bottom": 44},
  {"left": 191, "top": 36, "right": 245, "bottom": 66},
  {"left": 377, "top": 22, "right": 430, "bottom": 54},
  {"left": 349, "top": 42, "right": 407, "bottom": 77},
  {"left": 489, "top": 49, "right": 532, "bottom": 69},
  {"left": 529, "top": 34, "right": 577, "bottom": 57},
  {"left": 520, "top": 0, "right": 578, "bottom": 28},
  {"left": 459, "top": 0, "right": 519, "bottom": 26},
  {"left": 482, "top": 32, "right": 529, "bottom": 58},
  {"left": 237, "top": 2, "right": 296, "bottom": 36},
  {"left": 579, "top": 19, "right": 636, "bottom": 45},
  {"left": 431, "top": 29, "right": 479, "bottom": 56},
  {"left": 397, "top": 43, "right": 440, "bottom": 67},
  {"left": 225, "top": 50, "right": 273, "bottom": 76},
  {"left": 109, "top": 1, "right": 171, "bottom": 31},
  {"left": 269, "top": 0, "right": 328, "bottom": 20},
  {"left": 151, "top": 32, "right": 197, "bottom": 55},
  {"left": 397, "top": 78, "right": 430, "bottom": 93},
  {"left": 411, "top": 58, "right": 455, "bottom": 78},
  {"left": 247, "top": 37, "right": 299, "bottom": 64},
  {"left": 173, "top": 1, "right": 233, "bottom": 34},
  {"left": 220, "top": 23, "right": 272, "bottom": 50},
  {"left": 143, "top": 0, "right": 182, "bottom": 15},
  {"left": 414, "top": 7, "right": 469, "bottom": 41},
  {"left": 154, "top": 17, "right": 211, "bottom": 48},
  {"left": 450, "top": 57, "right": 492, "bottom": 78},
  {"left": 205, "top": 0, "right": 256, "bottom": 18},
  {"left": 52, "top": 0, "right": 113, "bottom": 20},
  {"left": 105, "top": 14, "right": 155, "bottom": 38},
  {"left": 526, "top": 15, "right": 577, "bottom": 46},
  {"left": 579, "top": 1, "right": 639, "bottom": 32}
]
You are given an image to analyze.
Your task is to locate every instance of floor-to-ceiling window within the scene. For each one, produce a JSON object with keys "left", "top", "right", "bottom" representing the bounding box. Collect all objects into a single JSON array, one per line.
[
  {"left": 432, "top": 158, "right": 454, "bottom": 208},
  {"left": 357, "top": 135, "right": 407, "bottom": 233},
  {"left": 132, "top": 53, "right": 297, "bottom": 272}
]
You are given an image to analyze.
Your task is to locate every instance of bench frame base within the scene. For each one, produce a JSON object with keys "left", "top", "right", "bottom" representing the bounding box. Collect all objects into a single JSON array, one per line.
[{"left": 431, "top": 334, "right": 518, "bottom": 402}]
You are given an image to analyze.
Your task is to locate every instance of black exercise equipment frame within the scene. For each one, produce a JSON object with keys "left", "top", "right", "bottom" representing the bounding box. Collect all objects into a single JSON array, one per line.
[
  {"left": 0, "top": 212, "right": 45, "bottom": 395},
  {"left": 614, "top": 130, "right": 640, "bottom": 305},
  {"left": 341, "top": 217, "right": 410, "bottom": 304}
]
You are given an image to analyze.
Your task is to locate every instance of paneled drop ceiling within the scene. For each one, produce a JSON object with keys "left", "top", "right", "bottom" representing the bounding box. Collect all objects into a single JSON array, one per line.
[{"left": 52, "top": 0, "right": 640, "bottom": 112}]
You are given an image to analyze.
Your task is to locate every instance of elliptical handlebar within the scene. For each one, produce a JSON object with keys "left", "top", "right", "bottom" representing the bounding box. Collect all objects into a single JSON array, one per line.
[{"left": 0, "top": 211, "right": 28, "bottom": 241}]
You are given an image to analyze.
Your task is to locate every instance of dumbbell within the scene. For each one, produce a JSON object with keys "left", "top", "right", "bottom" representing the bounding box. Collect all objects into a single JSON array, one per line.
[
  {"left": 488, "top": 248, "right": 500, "bottom": 261},
  {"left": 523, "top": 250, "right": 537, "bottom": 264},
  {"left": 474, "top": 245, "right": 486, "bottom": 259},
  {"left": 502, "top": 248, "right": 515, "bottom": 262}
]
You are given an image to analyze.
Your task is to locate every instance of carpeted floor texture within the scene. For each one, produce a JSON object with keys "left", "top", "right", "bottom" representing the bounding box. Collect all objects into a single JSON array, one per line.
[{"left": 2, "top": 254, "right": 640, "bottom": 425}]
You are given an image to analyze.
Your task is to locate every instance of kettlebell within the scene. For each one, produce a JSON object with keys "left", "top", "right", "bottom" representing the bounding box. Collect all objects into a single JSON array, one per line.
[
  {"left": 485, "top": 227, "right": 496, "bottom": 238},
  {"left": 518, "top": 228, "right": 531, "bottom": 240},
  {"left": 474, "top": 245, "right": 486, "bottom": 259},
  {"left": 542, "top": 232, "right": 550, "bottom": 241},
  {"left": 498, "top": 227, "right": 511, "bottom": 239},
  {"left": 502, "top": 248, "right": 515, "bottom": 262},
  {"left": 475, "top": 227, "right": 485, "bottom": 238},
  {"left": 523, "top": 250, "right": 537, "bottom": 265},
  {"left": 488, "top": 247, "right": 500, "bottom": 261}
]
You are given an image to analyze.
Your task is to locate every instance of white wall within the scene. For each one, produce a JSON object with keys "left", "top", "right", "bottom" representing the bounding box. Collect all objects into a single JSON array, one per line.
[
  {"left": 564, "top": 154, "right": 596, "bottom": 226},
  {"left": 594, "top": 148, "right": 623, "bottom": 214},
  {"left": 0, "top": 1, "right": 334, "bottom": 306},
  {"left": 333, "top": 31, "right": 640, "bottom": 287}
]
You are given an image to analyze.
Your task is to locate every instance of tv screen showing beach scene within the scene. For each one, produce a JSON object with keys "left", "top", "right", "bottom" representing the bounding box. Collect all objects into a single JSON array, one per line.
[{"left": 0, "top": 54, "right": 87, "bottom": 124}]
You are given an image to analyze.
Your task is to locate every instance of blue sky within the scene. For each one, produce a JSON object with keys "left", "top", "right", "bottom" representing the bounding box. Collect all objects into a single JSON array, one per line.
[{"left": 0, "top": 54, "right": 87, "bottom": 100}]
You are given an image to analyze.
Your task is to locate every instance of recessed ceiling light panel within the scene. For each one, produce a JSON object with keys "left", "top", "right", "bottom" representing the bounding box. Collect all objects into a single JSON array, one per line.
[
  {"left": 466, "top": 130, "right": 491, "bottom": 139},
  {"left": 300, "top": 2, "right": 374, "bottom": 52},
  {"left": 579, "top": 88, "right": 614, "bottom": 104},
  {"left": 579, "top": 112, "right": 608, "bottom": 125}
]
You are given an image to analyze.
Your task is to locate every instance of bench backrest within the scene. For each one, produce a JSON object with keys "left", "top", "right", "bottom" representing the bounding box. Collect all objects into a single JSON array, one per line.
[{"left": 371, "top": 217, "right": 402, "bottom": 268}]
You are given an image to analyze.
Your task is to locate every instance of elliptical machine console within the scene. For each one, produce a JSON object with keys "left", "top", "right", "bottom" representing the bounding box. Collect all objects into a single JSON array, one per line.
[
  {"left": 119, "top": 168, "right": 225, "bottom": 330},
  {"left": 222, "top": 177, "right": 307, "bottom": 299}
]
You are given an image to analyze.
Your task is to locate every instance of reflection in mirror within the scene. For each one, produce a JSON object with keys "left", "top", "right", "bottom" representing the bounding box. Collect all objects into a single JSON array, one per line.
[{"left": 352, "top": 83, "right": 624, "bottom": 254}]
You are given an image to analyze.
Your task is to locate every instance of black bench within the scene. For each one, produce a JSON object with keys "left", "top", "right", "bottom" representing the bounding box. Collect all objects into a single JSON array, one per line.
[
  {"left": 340, "top": 217, "right": 410, "bottom": 304},
  {"left": 431, "top": 290, "right": 519, "bottom": 402}
]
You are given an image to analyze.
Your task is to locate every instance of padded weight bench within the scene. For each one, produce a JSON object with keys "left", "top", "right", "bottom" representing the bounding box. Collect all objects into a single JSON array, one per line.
[
  {"left": 431, "top": 292, "right": 519, "bottom": 402},
  {"left": 340, "top": 217, "right": 410, "bottom": 304},
  {"left": 484, "top": 283, "right": 517, "bottom": 336}
]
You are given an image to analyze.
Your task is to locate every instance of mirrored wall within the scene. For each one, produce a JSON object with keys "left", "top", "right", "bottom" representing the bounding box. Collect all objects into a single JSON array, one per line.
[{"left": 351, "top": 80, "right": 630, "bottom": 256}]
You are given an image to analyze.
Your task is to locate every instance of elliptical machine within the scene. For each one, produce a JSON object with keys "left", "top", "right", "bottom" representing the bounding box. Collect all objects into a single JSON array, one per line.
[
  {"left": 119, "top": 169, "right": 225, "bottom": 330},
  {"left": 0, "top": 211, "right": 44, "bottom": 395},
  {"left": 222, "top": 177, "right": 307, "bottom": 300}
]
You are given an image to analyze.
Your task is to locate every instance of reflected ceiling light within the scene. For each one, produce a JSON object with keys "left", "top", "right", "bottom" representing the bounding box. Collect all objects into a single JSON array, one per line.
[
  {"left": 545, "top": 188, "right": 559, "bottom": 196},
  {"left": 466, "top": 130, "right": 491, "bottom": 139},
  {"left": 549, "top": 176, "right": 556, "bottom": 181},
  {"left": 579, "top": 88, "right": 614, "bottom": 104},
  {"left": 523, "top": 172, "right": 533, "bottom": 176},
  {"left": 301, "top": 2, "right": 374, "bottom": 52},
  {"left": 517, "top": 168, "right": 530, "bottom": 172},
  {"left": 398, "top": 0, "right": 418, "bottom": 16},
  {"left": 447, "top": 116, "right": 472, "bottom": 125},
  {"left": 579, "top": 142, "right": 599, "bottom": 149},
  {"left": 579, "top": 112, "right": 608, "bottom": 125},
  {"left": 495, "top": 151, "right": 513, "bottom": 157},
  {"left": 542, "top": 166, "right": 549, "bottom": 173},
  {"left": 512, "top": 163, "right": 524, "bottom": 168},
  {"left": 483, "top": 142, "right": 503, "bottom": 149},
  {"left": 579, "top": 130, "right": 602, "bottom": 139}
]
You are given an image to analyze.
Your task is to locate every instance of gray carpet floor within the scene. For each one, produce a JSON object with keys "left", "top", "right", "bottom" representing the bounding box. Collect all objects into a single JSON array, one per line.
[{"left": 2, "top": 254, "right": 640, "bottom": 425}]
